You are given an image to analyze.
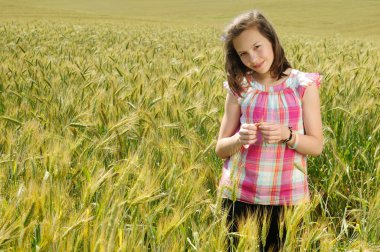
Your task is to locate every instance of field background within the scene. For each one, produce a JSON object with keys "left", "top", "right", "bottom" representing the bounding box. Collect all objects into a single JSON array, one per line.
[
  {"left": 1, "top": 0, "right": 380, "bottom": 38},
  {"left": 0, "top": 0, "right": 380, "bottom": 251}
]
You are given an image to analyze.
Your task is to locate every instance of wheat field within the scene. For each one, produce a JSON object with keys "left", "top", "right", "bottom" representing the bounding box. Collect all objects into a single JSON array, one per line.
[{"left": 0, "top": 2, "right": 380, "bottom": 251}]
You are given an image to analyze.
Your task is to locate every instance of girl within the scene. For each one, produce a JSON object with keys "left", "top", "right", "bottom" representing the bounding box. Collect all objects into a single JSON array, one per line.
[{"left": 215, "top": 10, "right": 323, "bottom": 251}]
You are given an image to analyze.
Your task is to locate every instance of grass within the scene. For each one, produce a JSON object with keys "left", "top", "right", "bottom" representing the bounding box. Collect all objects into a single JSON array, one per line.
[{"left": 1, "top": 0, "right": 380, "bottom": 38}]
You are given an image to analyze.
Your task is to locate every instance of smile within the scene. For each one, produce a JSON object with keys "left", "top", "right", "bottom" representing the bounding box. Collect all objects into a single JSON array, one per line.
[{"left": 253, "top": 62, "right": 264, "bottom": 69}]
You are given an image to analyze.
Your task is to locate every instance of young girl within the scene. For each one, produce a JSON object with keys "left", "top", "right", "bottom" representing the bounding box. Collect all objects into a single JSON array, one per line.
[{"left": 215, "top": 10, "right": 323, "bottom": 251}]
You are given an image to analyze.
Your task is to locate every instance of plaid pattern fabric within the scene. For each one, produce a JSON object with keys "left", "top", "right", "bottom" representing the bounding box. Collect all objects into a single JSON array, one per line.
[{"left": 219, "top": 69, "right": 321, "bottom": 205}]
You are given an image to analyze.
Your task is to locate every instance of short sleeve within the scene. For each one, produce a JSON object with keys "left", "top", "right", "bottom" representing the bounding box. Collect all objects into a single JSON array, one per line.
[
  {"left": 223, "top": 80, "right": 238, "bottom": 97},
  {"left": 297, "top": 72, "right": 322, "bottom": 99},
  {"left": 223, "top": 76, "right": 250, "bottom": 97}
]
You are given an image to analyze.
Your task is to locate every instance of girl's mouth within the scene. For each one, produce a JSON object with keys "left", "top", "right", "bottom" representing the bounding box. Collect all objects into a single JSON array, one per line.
[{"left": 253, "top": 62, "right": 264, "bottom": 69}]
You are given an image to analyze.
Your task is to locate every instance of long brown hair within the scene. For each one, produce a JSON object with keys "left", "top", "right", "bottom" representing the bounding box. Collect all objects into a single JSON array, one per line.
[{"left": 223, "top": 10, "right": 291, "bottom": 97}]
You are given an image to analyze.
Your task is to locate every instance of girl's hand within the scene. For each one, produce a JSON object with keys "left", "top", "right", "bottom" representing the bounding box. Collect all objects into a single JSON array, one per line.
[
  {"left": 237, "top": 123, "right": 259, "bottom": 148},
  {"left": 258, "top": 122, "right": 289, "bottom": 144}
]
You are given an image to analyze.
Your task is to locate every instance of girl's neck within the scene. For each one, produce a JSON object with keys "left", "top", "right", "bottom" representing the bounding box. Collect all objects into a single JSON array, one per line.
[
  {"left": 251, "top": 68, "right": 292, "bottom": 87},
  {"left": 251, "top": 71, "right": 277, "bottom": 87}
]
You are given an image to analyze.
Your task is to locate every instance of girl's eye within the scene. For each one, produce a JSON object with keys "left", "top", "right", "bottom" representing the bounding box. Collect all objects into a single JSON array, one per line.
[
  {"left": 255, "top": 45, "right": 261, "bottom": 49},
  {"left": 239, "top": 52, "right": 247, "bottom": 57}
]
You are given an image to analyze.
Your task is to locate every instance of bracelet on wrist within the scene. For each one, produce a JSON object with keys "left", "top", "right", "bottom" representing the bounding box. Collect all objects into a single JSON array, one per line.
[
  {"left": 288, "top": 132, "right": 298, "bottom": 149},
  {"left": 281, "top": 126, "right": 292, "bottom": 143}
]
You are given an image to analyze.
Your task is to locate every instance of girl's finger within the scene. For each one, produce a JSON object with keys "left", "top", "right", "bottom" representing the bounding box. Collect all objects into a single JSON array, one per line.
[
  {"left": 260, "top": 130, "right": 280, "bottom": 136},
  {"left": 266, "top": 138, "right": 279, "bottom": 142},
  {"left": 246, "top": 130, "right": 257, "bottom": 136},
  {"left": 246, "top": 124, "right": 258, "bottom": 130},
  {"left": 259, "top": 125, "right": 277, "bottom": 131},
  {"left": 239, "top": 129, "right": 249, "bottom": 134},
  {"left": 240, "top": 135, "right": 249, "bottom": 140},
  {"left": 241, "top": 130, "right": 257, "bottom": 136},
  {"left": 241, "top": 133, "right": 256, "bottom": 139},
  {"left": 260, "top": 132, "right": 271, "bottom": 137},
  {"left": 242, "top": 123, "right": 255, "bottom": 129},
  {"left": 248, "top": 138, "right": 257, "bottom": 144}
]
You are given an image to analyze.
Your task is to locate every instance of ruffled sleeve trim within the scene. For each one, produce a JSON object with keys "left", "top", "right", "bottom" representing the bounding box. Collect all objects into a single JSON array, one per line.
[
  {"left": 296, "top": 71, "right": 322, "bottom": 98},
  {"left": 223, "top": 80, "right": 237, "bottom": 96},
  {"left": 223, "top": 77, "right": 249, "bottom": 96}
]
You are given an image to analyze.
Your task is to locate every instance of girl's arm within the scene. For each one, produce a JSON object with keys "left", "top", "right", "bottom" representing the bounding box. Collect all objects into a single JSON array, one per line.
[
  {"left": 215, "top": 93, "right": 242, "bottom": 159},
  {"left": 289, "top": 85, "right": 324, "bottom": 156}
]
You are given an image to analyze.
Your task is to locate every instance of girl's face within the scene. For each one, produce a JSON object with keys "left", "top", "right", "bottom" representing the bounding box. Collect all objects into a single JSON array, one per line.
[{"left": 233, "top": 27, "right": 274, "bottom": 78}]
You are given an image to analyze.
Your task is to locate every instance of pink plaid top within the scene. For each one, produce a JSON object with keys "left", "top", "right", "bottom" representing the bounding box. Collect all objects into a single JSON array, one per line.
[{"left": 218, "top": 69, "right": 322, "bottom": 205}]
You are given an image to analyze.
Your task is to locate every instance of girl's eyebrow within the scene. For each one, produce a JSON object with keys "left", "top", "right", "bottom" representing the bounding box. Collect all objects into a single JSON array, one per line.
[{"left": 236, "top": 42, "right": 259, "bottom": 53}]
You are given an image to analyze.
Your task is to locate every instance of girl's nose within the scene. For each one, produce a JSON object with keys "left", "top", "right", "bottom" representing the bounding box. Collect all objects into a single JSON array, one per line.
[{"left": 248, "top": 53, "right": 256, "bottom": 63}]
